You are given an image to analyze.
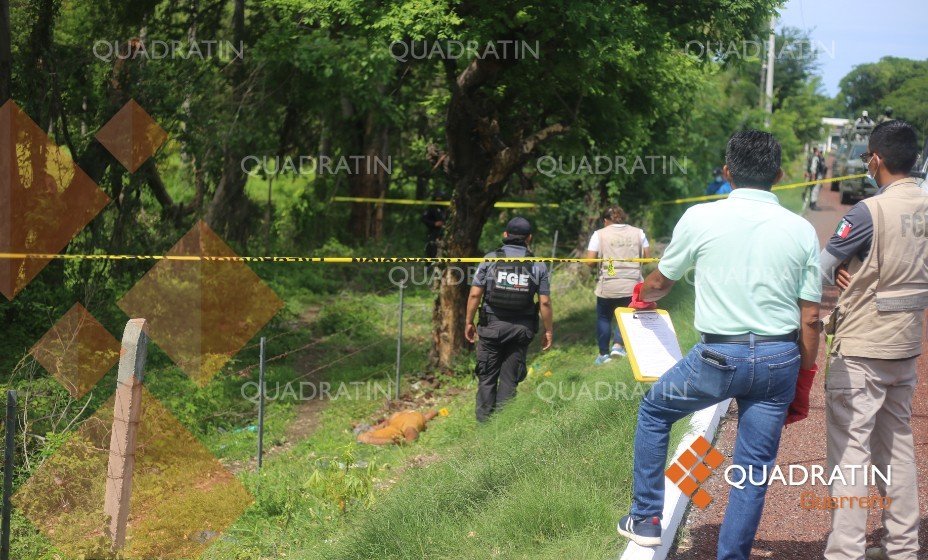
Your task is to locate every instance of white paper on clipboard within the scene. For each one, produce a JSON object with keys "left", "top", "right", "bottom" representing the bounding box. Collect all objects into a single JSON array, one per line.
[{"left": 615, "top": 308, "right": 683, "bottom": 381}]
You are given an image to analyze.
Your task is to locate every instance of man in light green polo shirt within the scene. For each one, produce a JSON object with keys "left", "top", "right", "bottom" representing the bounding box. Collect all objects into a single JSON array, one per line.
[
  {"left": 658, "top": 176, "right": 822, "bottom": 336},
  {"left": 617, "top": 130, "right": 822, "bottom": 560}
]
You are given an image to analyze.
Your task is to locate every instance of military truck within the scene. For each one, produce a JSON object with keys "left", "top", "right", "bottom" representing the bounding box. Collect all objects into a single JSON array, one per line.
[
  {"left": 830, "top": 112, "right": 879, "bottom": 205},
  {"left": 831, "top": 140, "right": 877, "bottom": 205}
]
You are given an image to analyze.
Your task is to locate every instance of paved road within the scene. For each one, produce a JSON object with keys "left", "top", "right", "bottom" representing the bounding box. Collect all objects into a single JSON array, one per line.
[{"left": 668, "top": 183, "right": 928, "bottom": 559}]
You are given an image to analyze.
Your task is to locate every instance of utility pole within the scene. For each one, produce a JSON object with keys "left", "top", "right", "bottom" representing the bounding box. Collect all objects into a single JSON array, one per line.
[{"left": 764, "top": 17, "right": 776, "bottom": 128}]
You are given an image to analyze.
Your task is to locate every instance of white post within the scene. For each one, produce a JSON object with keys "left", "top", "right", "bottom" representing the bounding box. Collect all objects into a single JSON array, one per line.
[
  {"left": 764, "top": 18, "right": 776, "bottom": 128},
  {"left": 103, "top": 319, "right": 148, "bottom": 551}
]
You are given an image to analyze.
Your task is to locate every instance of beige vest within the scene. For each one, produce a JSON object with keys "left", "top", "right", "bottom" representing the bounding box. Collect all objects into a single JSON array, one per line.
[
  {"left": 595, "top": 225, "right": 643, "bottom": 298},
  {"left": 834, "top": 178, "right": 928, "bottom": 359}
]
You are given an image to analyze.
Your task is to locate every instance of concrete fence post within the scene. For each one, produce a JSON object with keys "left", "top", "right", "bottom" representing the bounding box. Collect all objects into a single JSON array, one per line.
[
  {"left": 104, "top": 318, "right": 148, "bottom": 551},
  {"left": 1, "top": 390, "right": 16, "bottom": 560}
]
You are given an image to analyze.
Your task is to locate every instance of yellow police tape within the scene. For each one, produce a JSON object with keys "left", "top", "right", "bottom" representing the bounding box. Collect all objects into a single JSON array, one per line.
[
  {"left": 0, "top": 175, "right": 863, "bottom": 265},
  {"left": 333, "top": 174, "right": 866, "bottom": 207},
  {"left": 657, "top": 173, "right": 867, "bottom": 205},
  {"left": 0, "top": 253, "right": 658, "bottom": 264},
  {"left": 331, "top": 197, "right": 560, "bottom": 209}
]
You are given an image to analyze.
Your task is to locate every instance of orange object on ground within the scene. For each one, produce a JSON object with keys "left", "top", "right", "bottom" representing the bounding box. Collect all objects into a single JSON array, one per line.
[{"left": 356, "top": 410, "right": 438, "bottom": 445}]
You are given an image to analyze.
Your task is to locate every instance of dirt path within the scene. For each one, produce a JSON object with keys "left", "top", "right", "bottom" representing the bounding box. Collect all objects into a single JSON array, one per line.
[
  {"left": 227, "top": 306, "right": 329, "bottom": 472},
  {"left": 668, "top": 182, "right": 928, "bottom": 559}
]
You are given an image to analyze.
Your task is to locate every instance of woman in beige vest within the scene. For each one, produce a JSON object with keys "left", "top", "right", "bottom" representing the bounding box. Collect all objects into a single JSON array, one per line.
[{"left": 585, "top": 206, "right": 650, "bottom": 364}]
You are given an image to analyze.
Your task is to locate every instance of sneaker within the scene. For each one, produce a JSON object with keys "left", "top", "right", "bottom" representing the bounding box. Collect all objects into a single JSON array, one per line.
[
  {"left": 865, "top": 547, "right": 889, "bottom": 560},
  {"left": 594, "top": 354, "right": 612, "bottom": 365},
  {"left": 617, "top": 514, "right": 662, "bottom": 547},
  {"left": 611, "top": 344, "right": 627, "bottom": 358}
]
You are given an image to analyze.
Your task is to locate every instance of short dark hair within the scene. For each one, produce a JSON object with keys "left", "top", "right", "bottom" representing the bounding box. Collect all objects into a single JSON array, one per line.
[
  {"left": 869, "top": 120, "right": 919, "bottom": 174},
  {"left": 603, "top": 205, "right": 627, "bottom": 223},
  {"left": 725, "top": 130, "right": 782, "bottom": 189}
]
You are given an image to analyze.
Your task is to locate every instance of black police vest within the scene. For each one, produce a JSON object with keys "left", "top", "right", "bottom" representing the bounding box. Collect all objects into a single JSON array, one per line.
[{"left": 483, "top": 247, "right": 538, "bottom": 315}]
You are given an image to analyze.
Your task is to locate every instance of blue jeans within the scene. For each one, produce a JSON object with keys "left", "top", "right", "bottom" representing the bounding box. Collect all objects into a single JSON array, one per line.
[
  {"left": 631, "top": 339, "right": 800, "bottom": 560},
  {"left": 596, "top": 296, "right": 631, "bottom": 355}
]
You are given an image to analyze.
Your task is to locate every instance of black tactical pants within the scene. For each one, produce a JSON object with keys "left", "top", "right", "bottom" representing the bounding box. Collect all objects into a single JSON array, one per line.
[{"left": 475, "top": 314, "right": 536, "bottom": 422}]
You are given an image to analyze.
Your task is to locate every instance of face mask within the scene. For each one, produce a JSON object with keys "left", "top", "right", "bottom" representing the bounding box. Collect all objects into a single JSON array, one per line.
[
  {"left": 715, "top": 175, "right": 723, "bottom": 182},
  {"left": 865, "top": 156, "right": 880, "bottom": 188}
]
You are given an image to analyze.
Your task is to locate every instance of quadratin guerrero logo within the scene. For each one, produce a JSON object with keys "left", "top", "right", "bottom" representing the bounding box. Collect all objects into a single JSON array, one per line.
[{"left": 664, "top": 436, "right": 725, "bottom": 508}]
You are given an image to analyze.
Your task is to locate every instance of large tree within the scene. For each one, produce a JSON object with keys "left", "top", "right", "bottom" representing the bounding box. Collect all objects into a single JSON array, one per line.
[
  {"left": 838, "top": 56, "right": 928, "bottom": 118},
  {"left": 384, "top": 0, "right": 781, "bottom": 369}
]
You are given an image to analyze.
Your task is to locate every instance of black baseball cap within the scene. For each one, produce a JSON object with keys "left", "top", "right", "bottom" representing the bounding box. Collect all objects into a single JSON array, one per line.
[{"left": 505, "top": 217, "right": 532, "bottom": 236}]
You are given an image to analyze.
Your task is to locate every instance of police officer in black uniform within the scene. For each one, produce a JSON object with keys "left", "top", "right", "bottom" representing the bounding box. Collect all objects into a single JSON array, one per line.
[
  {"left": 464, "top": 217, "right": 553, "bottom": 422},
  {"left": 421, "top": 191, "right": 448, "bottom": 259}
]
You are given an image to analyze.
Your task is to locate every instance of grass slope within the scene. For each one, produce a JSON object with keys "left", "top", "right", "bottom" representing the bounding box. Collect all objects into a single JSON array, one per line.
[{"left": 241, "top": 275, "right": 700, "bottom": 560}]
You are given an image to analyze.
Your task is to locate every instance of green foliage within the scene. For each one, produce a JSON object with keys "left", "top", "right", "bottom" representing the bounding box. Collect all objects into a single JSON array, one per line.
[
  {"left": 838, "top": 57, "right": 928, "bottom": 120},
  {"left": 316, "top": 296, "right": 379, "bottom": 339},
  {"left": 3, "top": 0, "right": 895, "bottom": 555},
  {"left": 304, "top": 446, "right": 379, "bottom": 513},
  {"left": 883, "top": 74, "right": 928, "bottom": 138}
]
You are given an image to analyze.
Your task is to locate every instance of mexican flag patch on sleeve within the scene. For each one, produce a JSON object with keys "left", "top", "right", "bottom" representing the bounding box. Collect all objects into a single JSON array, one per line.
[{"left": 835, "top": 219, "right": 852, "bottom": 239}]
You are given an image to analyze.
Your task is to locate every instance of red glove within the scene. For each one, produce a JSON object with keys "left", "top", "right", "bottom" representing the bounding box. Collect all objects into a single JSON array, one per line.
[
  {"left": 630, "top": 282, "right": 657, "bottom": 310},
  {"left": 785, "top": 365, "right": 818, "bottom": 426}
]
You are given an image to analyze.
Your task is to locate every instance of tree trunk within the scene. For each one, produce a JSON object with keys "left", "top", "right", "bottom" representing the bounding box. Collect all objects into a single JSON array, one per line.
[
  {"left": 346, "top": 114, "right": 390, "bottom": 240},
  {"left": 0, "top": 0, "right": 11, "bottom": 102},
  {"left": 573, "top": 180, "right": 609, "bottom": 253},
  {"left": 205, "top": 0, "right": 252, "bottom": 243},
  {"left": 429, "top": 56, "right": 569, "bottom": 371},
  {"left": 205, "top": 151, "right": 252, "bottom": 242},
  {"left": 430, "top": 178, "right": 497, "bottom": 369},
  {"left": 23, "top": 0, "right": 56, "bottom": 125}
]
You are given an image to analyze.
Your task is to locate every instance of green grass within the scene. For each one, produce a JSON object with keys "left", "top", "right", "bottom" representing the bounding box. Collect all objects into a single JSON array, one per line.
[
  {"left": 8, "top": 168, "right": 807, "bottom": 558},
  {"left": 192, "top": 267, "right": 699, "bottom": 560},
  {"left": 198, "top": 170, "right": 813, "bottom": 560}
]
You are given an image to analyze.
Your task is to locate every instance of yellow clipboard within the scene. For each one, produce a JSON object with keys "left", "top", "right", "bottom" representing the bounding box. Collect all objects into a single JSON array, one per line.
[{"left": 614, "top": 307, "right": 683, "bottom": 382}]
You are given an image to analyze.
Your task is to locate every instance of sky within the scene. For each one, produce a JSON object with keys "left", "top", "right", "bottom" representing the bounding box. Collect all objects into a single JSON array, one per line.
[{"left": 777, "top": 0, "right": 928, "bottom": 97}]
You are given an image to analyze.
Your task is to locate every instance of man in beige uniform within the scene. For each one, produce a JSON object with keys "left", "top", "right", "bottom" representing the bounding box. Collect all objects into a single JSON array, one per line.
[
  {"left": 820, "top": 120, "right": 928, "bottom": 560},
  {"left": 585, "top": 205, "right": 651, "bottom": 364}
]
